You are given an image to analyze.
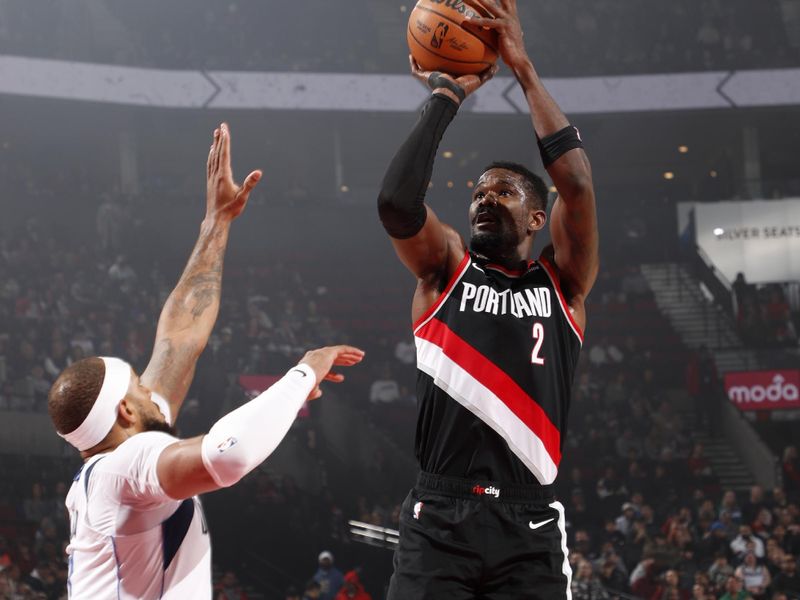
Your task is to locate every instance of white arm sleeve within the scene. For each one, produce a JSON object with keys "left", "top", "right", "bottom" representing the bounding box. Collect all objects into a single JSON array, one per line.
[{"left": 200, "top": 363, "right": 316, "bottom": 488}]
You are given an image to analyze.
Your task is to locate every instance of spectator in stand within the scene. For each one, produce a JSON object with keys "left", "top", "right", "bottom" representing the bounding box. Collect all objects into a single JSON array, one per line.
[
  {"left": 772, "top": 555, "right": 800, "bottom": 597},
  {"left": 652, "top": 568, "right": 689, "bottom": 600},
  {"left": 631, "top": 557, "right": 659, "bottom": 598},
  {"left": 572, "top": 559, "right": 609, "bottom": 600},
  {"left": 214, "top": 570, "right": 249, "bottom": 600},
  {"left": 720, "top": 491, "right": 744, "bottom": 524},
  {"left": 303, "top": 580, "right": 322, "bottom": 600},
  {"left": 709, "top": 554, "right": 735, "bottom": 594},
  {"left": 313, "top": 551, "right": 344, "bottom": 600},
  {"left": 782, "top": 446, "right": 800, "bottom": 496},
  {"left": 731, "top": 526, "right": 766, "bottom": 560},
  {"left": 742, "top": 486, "right": 767, "bottom": 527},
  {"left": 335, "top": 570, "right": 372, "bottom": 600},
  {"left": 695, "top": 345, "right": 721, "bottom": 433},
  {"left": 368, "top": 364, "right": 400, "bottom": 405},
  {"left": 285, "top": 586, "right": 301, "bottom": 600},
  {"left": 719, "top": 574, "right": 752, "bottom": 600},
  {"left": 616, "top": 502, "right": 638, "bottom": 537},
  {"left": 734, "top": 552, "right": 771, "bottom": 599}
]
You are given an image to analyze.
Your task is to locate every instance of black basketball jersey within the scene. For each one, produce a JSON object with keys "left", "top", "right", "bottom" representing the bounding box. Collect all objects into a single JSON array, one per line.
[{"left": 413, "top": 251, "right": 583, "bottom": 486}]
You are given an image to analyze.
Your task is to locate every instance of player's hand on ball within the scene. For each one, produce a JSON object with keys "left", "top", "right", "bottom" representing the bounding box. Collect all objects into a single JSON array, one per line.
[
  {"left": 410, "top": 55, "right": 498, "bottom": 105},
  {"left": 299, "top": 345, "right": 365, "bottom": 400},
  {"left": 466, "top": 0, "right": 529, "bottom": 69},
  {"left": 206, "top": 122, "right": 262, "bottom": 223}
]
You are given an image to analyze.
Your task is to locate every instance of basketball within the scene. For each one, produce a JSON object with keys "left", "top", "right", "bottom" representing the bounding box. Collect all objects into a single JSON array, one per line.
[{"left": 407, "top": 0, "right": 499, "bottom": 76}]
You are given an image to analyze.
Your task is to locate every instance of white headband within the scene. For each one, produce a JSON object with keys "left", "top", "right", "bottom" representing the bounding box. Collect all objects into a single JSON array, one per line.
[{"left": 59, "top": 357, "right": 132, "bottom": 451}]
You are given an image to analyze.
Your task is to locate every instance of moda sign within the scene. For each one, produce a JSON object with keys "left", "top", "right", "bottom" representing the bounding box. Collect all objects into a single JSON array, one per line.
[{"left": 724, "top": 370, "right": 800, "bottom": 411}]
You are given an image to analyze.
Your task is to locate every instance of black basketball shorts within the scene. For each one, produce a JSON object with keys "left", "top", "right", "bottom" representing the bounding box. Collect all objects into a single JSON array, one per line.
[{"left": 387, "top": 472, "right": 572, "bottom": 600}]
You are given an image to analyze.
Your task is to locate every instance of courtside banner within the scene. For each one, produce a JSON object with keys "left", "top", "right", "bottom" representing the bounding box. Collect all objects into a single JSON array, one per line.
[
  {"left": 239, "top": 374, "right": 310, "bottom": 417},
  {"left": 724, "top": 370, "right": 800, "bottom": 411}
]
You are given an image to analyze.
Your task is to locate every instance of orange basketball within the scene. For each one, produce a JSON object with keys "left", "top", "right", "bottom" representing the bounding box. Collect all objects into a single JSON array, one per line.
[{"left": 407, "top": 0, "right": 499, "bottom": 76}]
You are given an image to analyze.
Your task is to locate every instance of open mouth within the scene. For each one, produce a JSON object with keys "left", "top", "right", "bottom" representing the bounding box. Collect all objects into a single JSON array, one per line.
[{"left": 475, "top": 212, "right": 496, "bottom": 225}]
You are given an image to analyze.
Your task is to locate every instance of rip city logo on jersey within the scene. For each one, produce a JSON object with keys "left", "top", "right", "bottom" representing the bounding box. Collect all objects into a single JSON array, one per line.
[
  {"left": 459, "top": 282, "right": 552, "bottom": 319},
  {"left": 472, "top": 484, "right": 501, "bottom": 499},
  {"left": 431, "top": 22, "right": 449, "bottom": 48},
  {"left": 216, "top": 437, "right": 238, "bottom": 453}
]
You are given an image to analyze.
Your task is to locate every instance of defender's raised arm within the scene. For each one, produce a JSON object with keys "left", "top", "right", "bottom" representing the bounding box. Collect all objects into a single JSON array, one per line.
[{"left": 141, "top": 123, "right": 262, "bottom": 420}]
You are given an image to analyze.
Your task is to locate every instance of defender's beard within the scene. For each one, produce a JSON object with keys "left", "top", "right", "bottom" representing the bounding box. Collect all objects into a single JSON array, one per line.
[{"left": 142, "top": 415, "right": 178, "bottom": 436}]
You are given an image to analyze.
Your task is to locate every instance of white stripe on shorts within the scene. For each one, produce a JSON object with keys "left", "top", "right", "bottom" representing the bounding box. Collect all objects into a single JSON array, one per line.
[{"left": 550, "top": 500, "right": 573, "bottom": 600}]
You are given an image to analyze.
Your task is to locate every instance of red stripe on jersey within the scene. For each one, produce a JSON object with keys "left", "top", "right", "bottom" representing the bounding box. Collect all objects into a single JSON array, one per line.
[
  {"left": 538, "top": 257, "right": 584, "bottom": 343},
  {"left": 415, "top": 317, "right": 562, "bottom": 466},
  {"left": 484, "top": 260, "right": 536, "bottom": 278},
  {"left": 412, "top": 251, "right": 470, "bottom": 332}
]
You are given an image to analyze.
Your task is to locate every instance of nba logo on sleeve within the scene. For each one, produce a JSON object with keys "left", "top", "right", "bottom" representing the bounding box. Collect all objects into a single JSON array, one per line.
[{"left": 216, "top": 437, "right": 238, "bottom": 453}]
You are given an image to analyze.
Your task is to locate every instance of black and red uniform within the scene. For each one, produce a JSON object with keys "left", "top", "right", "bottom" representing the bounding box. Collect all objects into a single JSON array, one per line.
[{"left": 387, "top": 250, "right": 583, "bottom": 599}]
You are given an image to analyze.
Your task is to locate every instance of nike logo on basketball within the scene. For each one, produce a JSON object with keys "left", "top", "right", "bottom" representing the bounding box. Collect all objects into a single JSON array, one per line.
[{"left": 529, "top": 518, "right": 554, "bottom": 530}]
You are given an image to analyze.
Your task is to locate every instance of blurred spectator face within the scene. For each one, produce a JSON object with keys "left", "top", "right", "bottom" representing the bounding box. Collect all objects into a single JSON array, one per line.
[
  {"left": 782, "top": 557, "right": 797, "bottom": 575},
  {"left": 665, "top": 570, "right": 679, "bottom": 587},
  {"left": 750, "top": 486, "right": 764, "bottom": 503},
  {"left": 577, "top": 560, "right": 593, "bottom": 580},
  {"left": 740, "top": 525, "right": 753, "bottom": 538},
  {"left": 692, "top": 584, "right": 705, "bottom": 599},
  {"left": 744, "top": 552, "right": 757, "bottom": 567},
  {"left": 726, "top": 576, "right": 743, "bottom": 594}
]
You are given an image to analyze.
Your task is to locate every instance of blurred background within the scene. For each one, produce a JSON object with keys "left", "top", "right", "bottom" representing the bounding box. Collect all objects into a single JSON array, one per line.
[{"left": 0, "top": 1, "right": 799, "bottom": 599}]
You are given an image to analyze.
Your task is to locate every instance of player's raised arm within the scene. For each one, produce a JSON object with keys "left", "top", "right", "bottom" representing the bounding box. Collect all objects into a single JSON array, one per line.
[
  {"left": 377, "top": 58, "right": 497, "bottom": 284},
  {"left": 141, "top": 123, "right": 262, "bottom": 420},
  {"left": 470, "top": 1, "right": 599, "bottom": 318},
  {"left": 156, "top": 345, "right": 364, "bottom": 500}
]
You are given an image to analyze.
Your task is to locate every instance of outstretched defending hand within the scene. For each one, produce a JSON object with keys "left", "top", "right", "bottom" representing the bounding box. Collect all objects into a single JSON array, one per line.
[
  {"left": 299, "top": 345, "right": 365, "bottom": 400},
  {"left": 409, "top": 55, "right": 498, "bottom": 106},
  {"left": 466, "top": 0, "right": 529, "bottom": 70},
  {"left": 206, "top": 122, "right": 262, "bottom": 223}
]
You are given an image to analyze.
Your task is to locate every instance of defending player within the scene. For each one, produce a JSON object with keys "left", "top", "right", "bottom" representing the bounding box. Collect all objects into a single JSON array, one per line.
[
  {"left": 377, "top": 1, "right": 599, "bottom": 597},
  {"left": 48, "top": 123, "right": 365, "bottom": 599}
]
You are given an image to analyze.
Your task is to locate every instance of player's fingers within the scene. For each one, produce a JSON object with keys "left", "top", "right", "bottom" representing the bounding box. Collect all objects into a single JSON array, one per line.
[
  {"left": 480, "top": 64, "right": 500, "bottom": 84},
  {"left": 308, "top": 387, "right": 323, "bottom": 401},
  {"left": 466, "top": 16, "right": 502, "bottom": 31},
  {"left": 324, "top": 372, "right": 345, "bottom": 383},
  {"left": 218, "top": 122, "right": 232, "bottom": 176},
  {"left": 239, "top": 170, "right": 262, "bottom": 197},
  {"left": 469, "top": 0, "right": 500, "bottom": 17},
  {"left": 211, "top": 127, "right": 223, "bottom": 174},
  {"left": 208, "top": 128, "right": 220, "bottom": 175},
  {"left": 333, "top": 354, "right": 363, "bottom": 367}
]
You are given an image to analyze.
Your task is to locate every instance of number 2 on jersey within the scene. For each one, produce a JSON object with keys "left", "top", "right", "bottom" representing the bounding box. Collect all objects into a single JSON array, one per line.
[{"left": 531, "top": 322, "right": 545, "bottom": 365}]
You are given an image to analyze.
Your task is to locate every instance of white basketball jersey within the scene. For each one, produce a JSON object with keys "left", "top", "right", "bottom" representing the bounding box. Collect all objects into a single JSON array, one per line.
[{"left": 65, "top": 431, "right": 212, "bottom": 599}]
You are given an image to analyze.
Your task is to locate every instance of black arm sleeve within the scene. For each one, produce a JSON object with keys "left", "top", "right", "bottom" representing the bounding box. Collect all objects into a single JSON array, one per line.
[{"left": 377, "top": 93, "right": 459, "bottom": 239}]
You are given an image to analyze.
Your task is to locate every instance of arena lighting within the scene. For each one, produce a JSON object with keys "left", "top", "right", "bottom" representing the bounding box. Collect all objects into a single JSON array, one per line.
[
  {"left": 447, "top": 181, "right": 454, "bottom": 188},
  {"left": 710, "top": 170, "right": 718, "bottom": 178},
  {"left": 663, "top": 171, "right": 675, "bottom": 180},
  {"left": 339, "top": 185, "right": 349, "bottom": 193},
  {"left": 443, "top": 151, "right": 454, "bottom": 158},
  {"left": 467, "top": 180, "right": 474, "bottom": 188},
  {"left": 678, "top": 145, "right": 689, "bottom": 153},
  {"left": 713, "top": 227, "right": 725, "bottom": 236}
]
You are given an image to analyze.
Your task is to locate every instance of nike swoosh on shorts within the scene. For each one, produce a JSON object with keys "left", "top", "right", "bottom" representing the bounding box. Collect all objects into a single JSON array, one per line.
[{"left": 529, "top": 517, "right": 555, "bottom": 530}]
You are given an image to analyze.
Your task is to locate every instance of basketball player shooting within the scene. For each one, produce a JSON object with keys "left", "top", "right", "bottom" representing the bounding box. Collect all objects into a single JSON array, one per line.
[
  {"left": 47, "top": 123, "right": 364, "bottom": 599},
  {"left": 378, "top": 2, "right": 599, "bottom": 598}
]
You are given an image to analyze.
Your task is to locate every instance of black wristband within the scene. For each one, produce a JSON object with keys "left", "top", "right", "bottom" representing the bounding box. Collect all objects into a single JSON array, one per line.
[
  {"left": 428, "top": 72, "right": 466, "bottom": 104},
  {"left": 537, "top": 125, "right": 584, "bottom": 167}
]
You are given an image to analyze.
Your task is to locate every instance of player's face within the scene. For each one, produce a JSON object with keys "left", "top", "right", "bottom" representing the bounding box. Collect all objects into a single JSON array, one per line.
[
  {"left": 128, "top": 372, "right": 176, "bottom": 435},
  {"left": 468, "top": 169, "right": 532, "bottom": 258}
]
